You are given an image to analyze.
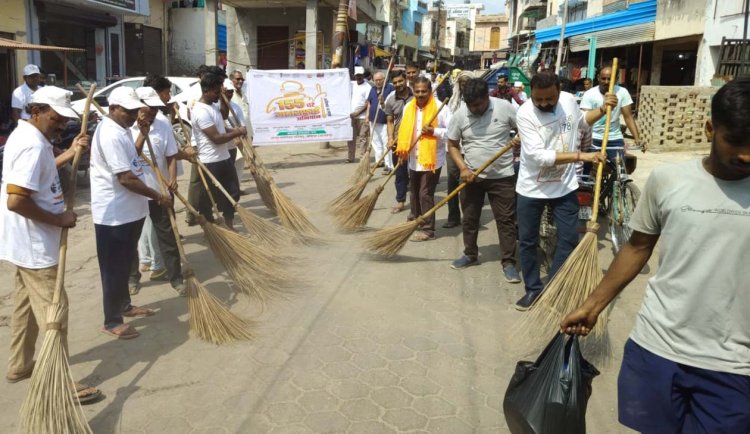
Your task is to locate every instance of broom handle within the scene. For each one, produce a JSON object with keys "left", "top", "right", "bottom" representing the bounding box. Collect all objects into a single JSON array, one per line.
[
  {"left": 220, "top": 93, "right": 259, "bottom": 167},
  {"left": 363, "top": 55, "right": 395, "bottom": 164},
  {"left": 142, "top": 136, "right": 191, "bottom": 265},
  {"left": 420, "top": 142, "right": 513, "bottom": 221},
  {"left": 194, "top": 159, "right": 239, "bottom": 207},
  {"left": 591, "top": 57, "right": 618, "bottom": 222},
  {"left": 53, "top": 83, "right": 96, "bottom": 305},
  {"left": 377, "top": 159, "right": 400, "bottom": 187}
]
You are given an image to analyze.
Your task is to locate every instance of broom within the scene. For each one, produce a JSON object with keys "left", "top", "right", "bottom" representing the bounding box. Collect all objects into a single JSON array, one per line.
[
  {"left": 515, "top": 58, "right": 621, "bottom": 360},
  {"left": 20, "top": 83, "right": 96, "bottom": 434},
  {"left": 221, "top": 94, "right": 320, "bottom": 241},
  {"left": 348, "top": 56, "right": 395, "bottom": 184},
  {"left": 329, "top": 97, "right": 450, "bottom": 214},
  {"left": 168, "top": 182, "right": 295, "bottom": 305},
  {"left": 364, "top": 142, "right": 514, "bottom": 257},
  {"left": 192, "top": 157, "right": 291, "bottom": 247},
  {"left": 141, "top": 139, "right": 255, "bottom": 344},
  {"left": 333, "top": 160, "right": 400, "bottom": 231}
]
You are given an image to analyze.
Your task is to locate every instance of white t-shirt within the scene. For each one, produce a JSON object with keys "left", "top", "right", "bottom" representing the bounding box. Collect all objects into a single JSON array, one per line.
[
  {"left": 185, "top": 83, "right": 203, "bottom": 146},
  {"left": 402, "top": 99, "right": 451, "bottom": 172},
  {"left": 580, "top": 85, "right": 633, "bottom": 142},
  {"left": 351, "top": 81, "right": 372, "bottom": 120},
  {"left": 11, "top": 83, "right": 35, "bottom": 120},
  {"left": 155, "top": 111, "right": 184, "bottom": 177},
  {"left": 90, "top": 116, "right": 149, "bottom": 226},
  {"left": 516, "top": 92, "right": 589, "bottom": 199},
  {"left": 192, "top": 101, "right": 230, "bottom": 163},
  {"left": 0, "top": 121, "right": 64, "bottom": 268},
  {"left": 629, "top": 159, "right": 750, "bottom": 376},
  {"left": 131, "top": 115, "right": 178, "bottom": 192}
]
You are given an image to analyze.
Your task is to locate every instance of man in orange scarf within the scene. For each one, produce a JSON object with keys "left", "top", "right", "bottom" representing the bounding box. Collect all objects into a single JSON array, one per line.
[{"left": 395, "top": 77, "right": 451, "bottom": 241}]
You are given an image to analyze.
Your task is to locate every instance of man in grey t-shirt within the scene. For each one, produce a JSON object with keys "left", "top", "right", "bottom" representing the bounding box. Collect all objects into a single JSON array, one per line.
[
  {"left": 447, "top": 78, "right": 521, "bottom": 283},
  {"left": 561, "top": 78, "right": 750, "bottom": 433}
]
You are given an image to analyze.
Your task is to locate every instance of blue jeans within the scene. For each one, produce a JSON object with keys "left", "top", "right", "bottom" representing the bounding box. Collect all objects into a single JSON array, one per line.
[
  {"left": 618, "top": 339, "right": 750, "bottom": 434},
  {"left": 517, "top": 192, "right": 579, "bottom": 294}
]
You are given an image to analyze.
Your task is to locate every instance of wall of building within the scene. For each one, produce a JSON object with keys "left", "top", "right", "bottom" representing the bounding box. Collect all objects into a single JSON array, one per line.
[
  {"left": 694, "top": 0, "right": 748, "bottom": 85},
  {"left": 473, "top": 17, "right": 509, "bottom": 51},
  {"left": 0, "top": 0, "right": 29, "bottom": 79},
  {"left": 169, "top": 8, "right": 206, "bottom": 76},
  {"left": 650, "top": 36, "right": 701, "bottom": 85},
  {"left": 654, "top": 0, "right": 705, "bottom": 41},
  {"left": 226, "top": 6, "right": 333, "bottom": 72}
]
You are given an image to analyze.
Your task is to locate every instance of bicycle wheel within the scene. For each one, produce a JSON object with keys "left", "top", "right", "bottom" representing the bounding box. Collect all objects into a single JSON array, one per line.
[{"left": 608, "top": 182, "right": 641, "bottom": 254}]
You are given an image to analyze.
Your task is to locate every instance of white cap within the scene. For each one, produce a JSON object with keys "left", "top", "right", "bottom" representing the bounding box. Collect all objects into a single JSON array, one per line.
[
  {"left": 23, "top": 64, "right": 41, "bottom": 76},
  {"left": 135, "top": 87, "right": 165, "bottom": 107},
  {"left": 30, "top": 86, "right": 79, "bottom": 119},
  {"left": 108, "top": 87, "right": 146, "bottom": 110},
  {"left": 354, "top": 66, "right": 365, "bottom": 75},
  {"left": 514, "top": 81, "right": 523, "bottom": 87},
  {"left": 223, "top": 79, "right": 234, "bottom": 91}
]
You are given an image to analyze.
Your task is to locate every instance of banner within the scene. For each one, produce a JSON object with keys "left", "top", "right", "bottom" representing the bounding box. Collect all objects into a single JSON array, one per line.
[{"left": 247, "top": 68, "right": 353, "bottom": 145}]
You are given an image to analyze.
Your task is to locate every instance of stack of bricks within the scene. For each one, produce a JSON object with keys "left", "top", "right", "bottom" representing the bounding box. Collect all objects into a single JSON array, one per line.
[{"left": 638, "top": 86, "right": 717, "bottom": 152}]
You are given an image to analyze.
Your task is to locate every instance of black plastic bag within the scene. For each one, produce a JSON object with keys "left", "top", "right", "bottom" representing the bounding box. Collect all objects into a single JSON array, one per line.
[{"left": 503, "top": 334, "right": 600, "bottom": 434}]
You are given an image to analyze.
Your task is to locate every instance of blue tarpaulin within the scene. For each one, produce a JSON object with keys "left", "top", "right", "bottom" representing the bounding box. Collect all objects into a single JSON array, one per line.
[{"left": 535, "top": 0, "right": 656, "bottom": 44}]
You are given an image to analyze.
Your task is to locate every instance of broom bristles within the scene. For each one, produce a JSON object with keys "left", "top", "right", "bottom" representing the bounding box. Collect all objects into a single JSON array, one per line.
[
  {"left": 513, "top": 232, "right": 612, "bottom": 361},
  {"left": 363, "top": 220, "right": 421, "bottom": 257},
  {"left": 333, "top": 186, "right": 383, "bottom": 231},
  {"left": 202, "top": 221, "right": 298, "bottom": 304},
  {"left": 250, "top": 167, "right": 277, "bottom": 213},
  {"left": 328, "top": 177, "right": 369, "bottom": 214},
  {"left": 236, "top": 206, "right": 291, "bottom": 246},
  {"left": 20, "top": 303, "right": 93, "bottom": 434},
  {"left": 349, "top": 149, "right": 372, "bottom": 184},
  {"left": 186, "top": 275, "right": 255, "bottom": 344},
  {"left": 271, "top": 184, "right": 321, "bottom": 242}
]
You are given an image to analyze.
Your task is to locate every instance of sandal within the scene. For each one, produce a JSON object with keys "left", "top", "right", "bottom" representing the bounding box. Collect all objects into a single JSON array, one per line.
[
  {"left": 74, "top": 382, "right": 102, "bottom": 405},
  {"left": 101, "top": 324, "right": 140, "bottom": 340},
  {"left": 129, "top": 283, "right": 141, "bottom": 296},
  {"left": 410, "top": 231, "right": 435, "bottom": 242},
  {"left": 391, "top": 202, "right": 406, "bottom": 214},
  {"left": 122, "top": 305, "right": 156, "bottom": 318},
  {"left": 6, "top": 361, "right": 35, "bottom": 383}
]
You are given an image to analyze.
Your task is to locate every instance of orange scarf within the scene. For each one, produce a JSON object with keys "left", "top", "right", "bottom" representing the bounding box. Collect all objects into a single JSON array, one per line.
[{"left": 396, "top": 96, "right": 438, "bottom": 170}]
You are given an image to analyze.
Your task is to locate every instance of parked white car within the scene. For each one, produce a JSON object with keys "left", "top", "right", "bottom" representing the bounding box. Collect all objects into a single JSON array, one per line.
[{"left": 72, "top": 76, "right": 198, "bottom": 114}]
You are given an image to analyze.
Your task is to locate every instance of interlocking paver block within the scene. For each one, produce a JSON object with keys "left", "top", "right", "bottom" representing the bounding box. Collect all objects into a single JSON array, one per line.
[
  {"left": 321, "top": 361, "right": 360, "bottom": 379},
  {"left": 383, "top": 408, "right": 429, "bottom": 430},
  {"left": 347, "top": 420, "right": 398, "bottom": 434},
  {"left": 403, "top": 336, "right": 439, "bottom": 351},
  {"left": 382, "top": 344, "right": 415, "bottom": 361},
  {"left": 400, "top": 375, "right": 442, "bottom": 396},
  {"left": 388, "top": 360, "right": 427, "bottom": 377},
  {"left": 315, "top": 345, "right": 353, "bottom": 363},
  {"left": 304, "top": 411, "right": 350, "bottom": 433},
  {"left": 439, "top": 343, "right": 477, "bottom": 359},
  {"left": 457, "top": 405, "right": 503, "bottom": 428},
  {"left": 351, "top": 352, "right": 388, "bottom": 370},
  {"left": 298, "top": 390, "right": 340, "bottom": 413},
  {"left": 359, "top": 369, "right": 399, "bottom": 387},
  {"left": 411, "top": 396, "right": 457, "bottom": 417},
  {"left": 291, "top": 370, "right": 329, "bottom": 391},
  {"left": 370, "top": 387, "right": 413, "bottom": 409},
  {"left": 338, "top": 398, "right": 381, "bottom": 421},
  {"left": 266, "top": 402, "right": 307, "bottom": 424},
  {"left": 328, "top": 379, "right": 371, "bottom": 400},
  {"left": 343, "top": 337, "right": 379, "bottom": 354},
  {"left": 425, "top": 416, "right": 475, "bottom": 434}
]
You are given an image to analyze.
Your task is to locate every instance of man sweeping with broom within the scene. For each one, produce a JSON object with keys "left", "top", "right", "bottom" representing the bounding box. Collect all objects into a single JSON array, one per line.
[
  {"left": 191, "top": 72, "right": 247, "bottom": 230},
  {"left": 396, "top": 76, "right": 451, "bottom": 242},
  {"left": 447, "top": 78, "right": 520, "bottom": 283},
  {"left": 514, "top": 72, "right": 614, "bottom": 310},
  {"left": 561, "top": 77, "right": 750, "bottom": 434},
  {"left": 0, "top": 86, "right": 101, "bottom": 402}
]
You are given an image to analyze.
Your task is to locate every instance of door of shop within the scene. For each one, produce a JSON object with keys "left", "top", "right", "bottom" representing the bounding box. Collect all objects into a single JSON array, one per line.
[{"left": 257, "top": 26, "right": 289, "bottom": 70}]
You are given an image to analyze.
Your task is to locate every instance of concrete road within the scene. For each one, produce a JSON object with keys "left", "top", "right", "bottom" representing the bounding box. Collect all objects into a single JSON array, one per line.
[{"left": 0, "top": 143, "right": 705, "bottom": 433}]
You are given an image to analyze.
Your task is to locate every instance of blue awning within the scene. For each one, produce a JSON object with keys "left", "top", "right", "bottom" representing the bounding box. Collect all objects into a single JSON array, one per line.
[
  {"left": 217, "top": 24, "right": 227, "bottom": 52},
  {"left": 535, "top": 0, "right": 656, "bottom": 44}
]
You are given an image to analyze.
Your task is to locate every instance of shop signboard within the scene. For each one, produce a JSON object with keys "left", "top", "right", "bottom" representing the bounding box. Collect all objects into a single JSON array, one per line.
[{"left": 247, "top": 68, "right": 353, "bottom": 145}]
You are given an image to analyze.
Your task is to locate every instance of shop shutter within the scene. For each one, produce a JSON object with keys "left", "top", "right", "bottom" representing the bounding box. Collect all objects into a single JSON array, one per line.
[{"left": 569, "top": 22, "right": 654, "bottom": 52}]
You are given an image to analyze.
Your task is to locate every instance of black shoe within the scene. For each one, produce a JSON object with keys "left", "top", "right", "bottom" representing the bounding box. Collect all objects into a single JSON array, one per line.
[
  {"left": 515, "top": 291, "right": 541, "bottom": 311},
  {"left": 442, "top": 220, "right": 461, "bottom": 229},
  {"left": 451, "top": 255, "right": 478, "bottom": 270}
]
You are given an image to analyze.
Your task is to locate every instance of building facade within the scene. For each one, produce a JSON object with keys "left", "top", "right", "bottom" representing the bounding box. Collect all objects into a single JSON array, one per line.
[{"left": 473, "top": 14, "right": 509, "bottom": 69}]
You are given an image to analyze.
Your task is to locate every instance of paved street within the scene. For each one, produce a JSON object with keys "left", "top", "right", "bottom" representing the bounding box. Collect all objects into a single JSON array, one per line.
[{"left": 0, "top": 143, "right": 705, "bottom": 433}]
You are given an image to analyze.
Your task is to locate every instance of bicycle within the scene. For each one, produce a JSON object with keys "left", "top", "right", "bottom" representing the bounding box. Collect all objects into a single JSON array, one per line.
[{"left": 538, "top": 147, "right": 642, "bottom": 267}]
